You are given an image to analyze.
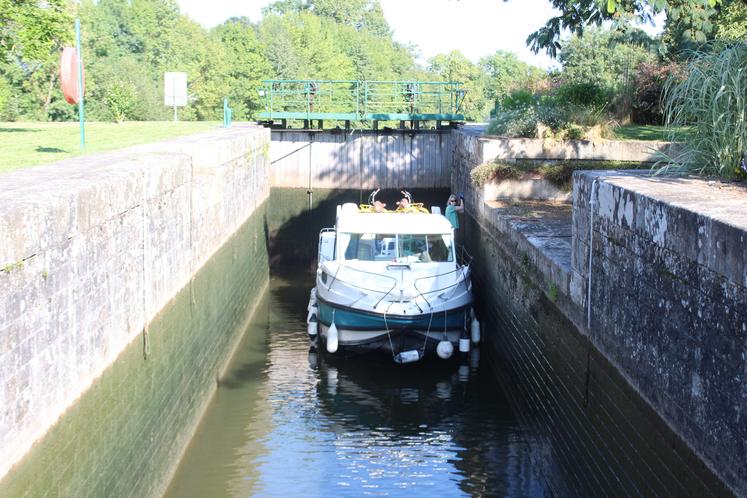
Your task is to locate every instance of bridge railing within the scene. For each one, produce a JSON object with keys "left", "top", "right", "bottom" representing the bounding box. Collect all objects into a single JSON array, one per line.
[{"left": 257, "top": 80, "right": 465, "bottom": 123}]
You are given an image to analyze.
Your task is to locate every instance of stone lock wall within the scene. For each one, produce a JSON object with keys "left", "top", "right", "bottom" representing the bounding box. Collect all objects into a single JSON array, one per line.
[
  {"left": 572, "top": 172, "right": 747, "bottom": 495},
  {"left": 0, "top": 125, "right": 270, "bottom": 488},
  {"left": 452, "top": 130, "right": 737, "bottom": 496}
]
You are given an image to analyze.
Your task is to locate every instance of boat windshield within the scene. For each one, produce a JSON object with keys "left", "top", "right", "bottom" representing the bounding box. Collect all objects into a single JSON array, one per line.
[{"left": 339, "top": 233, "right": 454, "bottom": 262}]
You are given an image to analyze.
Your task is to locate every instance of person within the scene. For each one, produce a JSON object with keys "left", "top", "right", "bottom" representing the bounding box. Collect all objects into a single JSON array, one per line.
[{"left": 445, "top": 193, "right": 464, "bottom": 230}]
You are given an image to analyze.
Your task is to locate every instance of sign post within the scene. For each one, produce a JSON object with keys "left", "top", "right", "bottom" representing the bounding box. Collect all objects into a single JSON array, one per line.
[
  {"left": 75, "top": 19, "right": 85, "bottom": 150},
  {"left": 164, "top": 72, "right": 187, "bottom": 121}
]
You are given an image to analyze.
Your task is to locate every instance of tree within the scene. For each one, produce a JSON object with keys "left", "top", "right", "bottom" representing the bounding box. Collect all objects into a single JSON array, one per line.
[
  {"left": 428, "top": 51, "right": 489, "bottom": 121},
  {"left": 105, "top": 80, "right": 138, "bottom": 122},
  {"left": 713, "top": 0, "right": 747, "bottom": 41},
  {"left": 0, "top": 0, "right": 73, "bottom": 62},
  {"left": 262, "top": 0, "right": 391, "bottom": 36},
  {"left": 213, "top": 19, "right": 272, "bottom": 120},
  {"left": 479, "top": 51, "right": 546, "bottom": 105},
  {"left": 559, "top": 28, "right": 655, "bottom": 90},
  {"left": 526, "top": 0, "right": 723, "bottom": 58}
]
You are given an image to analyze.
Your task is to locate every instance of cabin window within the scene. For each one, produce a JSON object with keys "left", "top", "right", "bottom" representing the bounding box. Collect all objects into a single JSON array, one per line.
[
  {"left": 397, "top": 234, "right": 453, "bottom": 263},
  {"left": 339, "top": 233, "right": 453, "bottom": 262}
]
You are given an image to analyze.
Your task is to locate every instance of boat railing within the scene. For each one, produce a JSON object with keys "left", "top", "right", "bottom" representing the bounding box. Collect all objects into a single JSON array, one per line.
[
  {"left": 323, "top": 246, "right": 472, "bottom": 310},
  {"left": 413, "top": 264, "right": 470, "bottom": 310},
  {"left": 324, "top": 264, "right": 399, "bottom": 309}
]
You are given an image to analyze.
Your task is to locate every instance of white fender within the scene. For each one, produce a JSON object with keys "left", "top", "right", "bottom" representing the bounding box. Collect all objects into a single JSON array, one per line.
[
  {"left": 394, "top": 350, "right": 421, "bottom": 364},
  {"left": 307, "top": 315, "right": 318, "bottom": 336},
  {"left": 308, "top": 292, "right": 317, "bottom": 311},
  {"left": 327, "top": 322, "right": 339, "bottom": 353},
  {"left": 459, "top": 337, "right": 470, "bottom": 353},
  {"left": 436, "top": 340, "right": 454, "bottom": 360},
  {"left": 471, "top": 318, "right": 481, "bottom": 344}
]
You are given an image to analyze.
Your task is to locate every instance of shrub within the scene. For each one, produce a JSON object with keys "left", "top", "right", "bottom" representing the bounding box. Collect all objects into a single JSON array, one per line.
[
  {"left": 471, "top": 159, "right": 647, "bottom": 190},
  {"left": 536, "top": 160, "right": 645, "bottom": 189},
  {"left": 555, "top": 82, "right": 610, "bottom": 110},
  {"left": 470, "top": 161, "right": 521, "bottom": 186},
  {"left": 501, "top": 89, "right": 535, "bottom": 109},
  {"left": 486, "top": 106, "right": 538, "bottom": 137},
  {"left": 104, "top": 80, "right": 138, "bottom": 123},
  {"left": 660, "top": 43, "right": 747, "bottom": 179},
  {"left": 632, "top": 61, "right": 684, "bottom": 125}
]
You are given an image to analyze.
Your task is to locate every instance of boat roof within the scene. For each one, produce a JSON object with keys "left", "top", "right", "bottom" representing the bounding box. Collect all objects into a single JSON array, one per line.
[{"left": 336, "top": 206, "right": 453, "bottom": 234}]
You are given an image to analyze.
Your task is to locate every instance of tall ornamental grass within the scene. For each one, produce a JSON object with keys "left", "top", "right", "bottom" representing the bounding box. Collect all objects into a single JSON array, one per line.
[{"left": 660, "top": 44, "right": 747, "bottom": 179}]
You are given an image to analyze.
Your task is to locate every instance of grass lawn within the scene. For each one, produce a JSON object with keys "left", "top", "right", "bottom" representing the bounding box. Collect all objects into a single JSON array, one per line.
[
  {"left": 614, "top": 124, "right": 689, "bottom": 141},
  {"left": 0, "top": 121, "right": 220, "bottom": 173}
]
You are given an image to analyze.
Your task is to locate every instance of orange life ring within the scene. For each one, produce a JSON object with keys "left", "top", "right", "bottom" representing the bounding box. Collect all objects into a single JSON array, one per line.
[{"left": 60, "top": 47, "right": 85, "bottom": 104}]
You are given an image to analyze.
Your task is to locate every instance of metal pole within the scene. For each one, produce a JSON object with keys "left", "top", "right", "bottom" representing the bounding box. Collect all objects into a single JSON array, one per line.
[{"left": 75, "top": 19, "right": 85, "bottom": 151}]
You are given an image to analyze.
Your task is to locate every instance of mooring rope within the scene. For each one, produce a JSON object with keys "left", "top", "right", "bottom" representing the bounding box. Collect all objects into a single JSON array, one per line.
[
  {"left": 383, "top": 302, "right": 396, "bottom": 360},
  {"left": 420, "top": 310, "right": 435, "bottom": 358}
]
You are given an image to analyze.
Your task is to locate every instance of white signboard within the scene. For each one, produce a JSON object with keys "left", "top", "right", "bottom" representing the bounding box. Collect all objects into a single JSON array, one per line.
[{"left": 164, "top": 72, "right": 187, "bottom": 107}]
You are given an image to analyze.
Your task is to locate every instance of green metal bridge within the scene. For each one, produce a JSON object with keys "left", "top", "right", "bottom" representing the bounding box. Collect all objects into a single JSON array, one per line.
[{"left": 257, "top": 80, "right": 466, "bottom": 129}]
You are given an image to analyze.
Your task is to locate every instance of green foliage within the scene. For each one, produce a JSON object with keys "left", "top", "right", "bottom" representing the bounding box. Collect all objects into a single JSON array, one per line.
[
  {"left": 479, "top": 50, "right": 546, "bottom": 105},
  {"left": 554, "top": 82, "right": 610, "bottom": 110},
  {"left": 213, "top": 20, "right": 271, "bottom": 120},
  {"left": 501, "top": 89, "right": 536, "bottom": 110},
  {"left": 487, "top": 97, "right": 618, "bottom": 140},
  {"left": 713, "top": 0, "right": 747, "bottom": 42},
  {"left": 528, "top": 0, "right": 722, "bottom": 58},
  {"left": 631, "top": 61, "right": 684, "bottom": 125},
  {"left": 2, "top": 0, "right": 548, "bottom": 126},
  {"left": 469, "top": 161, "right": 521, "bottom": 187},
  {"left": 558, "top": 27, "right": 655, "bottom": 121},
  {"left": 660, "top": 43, "right": 747, "bottom": 179},
  {"left": 471, "top": 158, "right": 646, "bottom": 190},
  {"left": 0, "top": 0, "right": 73, "bottom": 62},
  {"left": 427, "top": 51, "right": 489, "bottom": 121},
  {"left": 0, "top": 75, "right": 10, "bottom": 117},
  {"left": 263, "top": 0, "right": 391, "bottom": 36},
  {"left": 486, "top": 106, "right": 540, "bottom": 137},
  {"left": 105, "top": 80, "right": 138, "bottom": 122},
  {"left": 85, "top": 55, "right": 167, "bottom": 121}
]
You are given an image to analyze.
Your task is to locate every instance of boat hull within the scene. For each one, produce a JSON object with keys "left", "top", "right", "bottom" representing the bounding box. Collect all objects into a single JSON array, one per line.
[
  {"left": 316, "top": 296, "right": 469, "bottom": 332},
  {"left": 316, "top": 324, "right": 464, "bottom": 358},
  {"left": 313, "top": 296, "right": 471, "bottom": 357}
]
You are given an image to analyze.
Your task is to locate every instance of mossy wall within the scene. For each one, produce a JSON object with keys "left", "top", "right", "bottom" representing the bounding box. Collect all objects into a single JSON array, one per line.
[{"left": 0, "top": 205, "right": 270, "bottom": 498}]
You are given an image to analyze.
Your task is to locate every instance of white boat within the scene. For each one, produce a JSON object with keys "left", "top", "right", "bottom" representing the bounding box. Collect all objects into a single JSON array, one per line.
[{"left": 307, "top": 190, "right": 479, "bottom": 363}]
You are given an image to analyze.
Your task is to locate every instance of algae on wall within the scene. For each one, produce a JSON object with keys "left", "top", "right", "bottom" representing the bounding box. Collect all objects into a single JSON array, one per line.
[{"left": 0, "top": 204, "right": 270, "bottom": 498}]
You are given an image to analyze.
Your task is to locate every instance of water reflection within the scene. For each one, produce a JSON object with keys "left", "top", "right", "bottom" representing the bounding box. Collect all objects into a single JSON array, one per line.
[{"left": 165, "top": 273, "right": 550, "bottom": 498}]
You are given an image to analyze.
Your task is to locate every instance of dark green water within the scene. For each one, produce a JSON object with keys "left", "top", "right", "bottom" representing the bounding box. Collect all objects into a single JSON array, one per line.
[{"left": 163, "top": 271, "right": 550, "bottom": 497}]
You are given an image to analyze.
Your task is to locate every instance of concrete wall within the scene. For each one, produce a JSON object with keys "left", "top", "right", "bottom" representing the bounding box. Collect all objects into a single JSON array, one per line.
[
  {"left": 0, "top": 125, "right": 270, "bottom": 486},
  {"left": 452, "top": 130, "right": 737, "bottom": 495},
  {"left": 270, "top": 129, "right": 453, "bottom": 189}
]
